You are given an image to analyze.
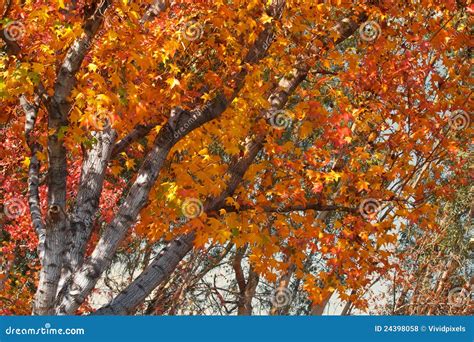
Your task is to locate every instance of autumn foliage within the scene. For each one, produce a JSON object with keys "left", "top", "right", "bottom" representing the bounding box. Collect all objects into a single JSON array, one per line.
[{"left": 0, "top": 0, "right": 472, "bottom": 315}]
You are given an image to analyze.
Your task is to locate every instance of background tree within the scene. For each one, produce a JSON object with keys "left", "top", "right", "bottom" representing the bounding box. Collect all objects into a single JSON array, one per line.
[{"left": 383, "top": 183, "right": 473, "bottom": 316}]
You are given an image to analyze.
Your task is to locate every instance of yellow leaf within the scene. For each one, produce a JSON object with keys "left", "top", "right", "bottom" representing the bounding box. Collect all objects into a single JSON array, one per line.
[
  {"left": 96, "top": 94, "right": 111, "bottom": 104},
  {"left": 225, "top": 197, "right": 240, "bottom": 210},
  {"left": 201, "top": 93, "right": 213, "bottom": 102},
  {"left": 125, "top": 158, "right": 135, "bottom": 170},
  {"left": 260, "top": 13, "right": 273, "bottom": 24},
  {"left": 166, "top": 77, "right": 180, "bottom": 89},
  {"left": 216, "top": 229, "right": 231, "bottom": 243},
  {"left": 356, "top": 179, "right": 370, "bottom": 192},
  {"left": 325, "top": 171, "right": 341, "bottom": 183},
  {"left": 88, "top": 63, "right": 98, "bottom": 72},
  {"left": 22, "top": 157, "right": 30, "bottom": 168},
  {"left": 164, "top": 182, "right": 178, "bottom": 202}
]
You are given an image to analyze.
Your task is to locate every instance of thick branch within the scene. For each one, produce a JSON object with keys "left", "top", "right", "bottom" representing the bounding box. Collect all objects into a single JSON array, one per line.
[
  {"left": 270, "top": 263, "right": 295, "bottom": 315},
  {"left": 93, "top": 133, "right": 265, "bottom": 315},
  {"left": 233, "top": 246, "right": 247, "bottom": 295},
  {"left": 68, "top": 128, "right": 117, "bottom": 271},
  {"left": 47, "top": 0, "right": 113, "bottom": 208},
  {"left": 93, "top": 6, "right": 369, "bottom": 316},
  {"left": 237, "top": 267, "right": 259, "bottom": 316},
  {"left": 111, "top": 124, "right": 154, "bottom": 157},
  {"left": 57, "top": 0, "right": 286, "bottom": 315},
  {"left": 56, "top": 128, "right": 117, "bottom": 302},
  {"left": 32, "top": 205, "right": 68, "bottom": 315},
  {"left": 34, "top": 1, "right": 113, "bottom": 316},
  {"left": 20, "top": 95, "right": 46, "bottom": 260},
  {"left": 234, "top": 245, "right": 259, "bottom": 316}
]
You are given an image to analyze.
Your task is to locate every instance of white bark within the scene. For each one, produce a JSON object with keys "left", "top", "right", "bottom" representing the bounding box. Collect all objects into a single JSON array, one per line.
[
  {"left": 20, "top": 95, "right": 46, "bottom": 261},
  {"left": 56, "top": 2, "right": 285, "bottom": 314},
  {"left": 27, "top": 1, "right": 369, "bottom": 316},
  {"left": 33, "top": 1, "right": 113, "bottom": 315},
  {"left": 56, "top": 128, "right": 117, "bottom": 301},
  {"left": 94, "top": 136, "right": 264, "bottom": 315}
]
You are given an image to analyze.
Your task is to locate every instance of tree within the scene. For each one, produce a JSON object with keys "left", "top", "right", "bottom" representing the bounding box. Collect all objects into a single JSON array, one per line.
[
  {"left": 0, "top": 0, "right": 471, "bottom": 315},
  {"left": 384, "top": 183, "right": 473, "bottom": 316}
]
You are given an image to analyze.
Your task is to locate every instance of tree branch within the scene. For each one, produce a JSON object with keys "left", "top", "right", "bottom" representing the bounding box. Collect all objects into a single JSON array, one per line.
[
  {"left": 93, "top": 131, "right": 265, "bottom": 315},
  {"left": 56, "top": 128, "right": 117, "bottom": 303},
  {"left": 92, "top": 5, "right": 370, "bottom": 316},
  {"left": 57, "top": 0, "right": 287, "bottom": 315},
  {"left": 20, "top": 95, "right": 46, "bottom": 261},
  {"left": 34, "top": 0, "right": 114, "bottom": 315},
  {"left": 233, "top": 246, "right": 247, "bottom": 295},
  {"left": 111, "top": 123, "right": 155, "bottom": 157}
]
